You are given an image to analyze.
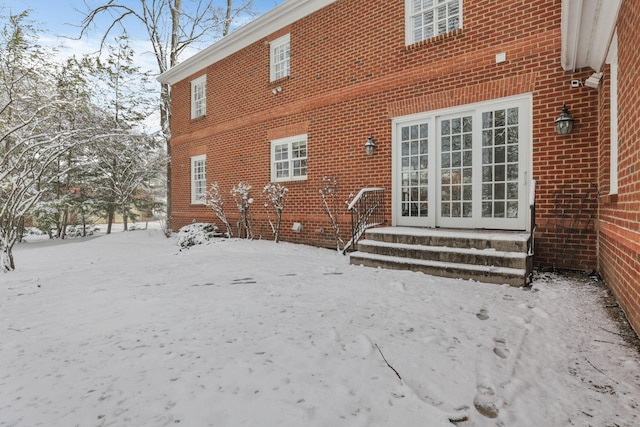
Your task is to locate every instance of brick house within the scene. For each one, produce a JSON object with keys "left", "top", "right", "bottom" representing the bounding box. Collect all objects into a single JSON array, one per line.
[
  {"left": 159, "top": 1, "right": 639, "bottom": 333},
  {"left": 559, "top": 0, "right": 640, "bottom": 336}
]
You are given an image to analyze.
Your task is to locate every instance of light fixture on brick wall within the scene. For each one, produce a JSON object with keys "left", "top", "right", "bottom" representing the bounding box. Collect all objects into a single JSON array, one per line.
[
  {"left": 554, "top": 104, "right": 575, "bottom": 135},
  {"left": 364, "top": 135, "right": 376, "bottom": 156}
]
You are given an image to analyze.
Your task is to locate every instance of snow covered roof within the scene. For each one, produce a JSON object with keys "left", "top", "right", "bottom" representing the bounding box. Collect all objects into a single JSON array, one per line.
[
  {"left": 157, "top": 0, "right": 337, "bottom": 85},
  {"left": 561, "top": 0, "right": 622, "bottom": 72}
]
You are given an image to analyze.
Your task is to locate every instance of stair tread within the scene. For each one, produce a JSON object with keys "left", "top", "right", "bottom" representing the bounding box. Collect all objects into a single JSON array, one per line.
[
  {"left": 350, "top": 251, "right": 526, "bottom": 276},
  {"left": 365, "top": 227, "right": 529, "bottom": 242},
  {"left": 357, "top": 239, "right": 527, "bottom": 258}
]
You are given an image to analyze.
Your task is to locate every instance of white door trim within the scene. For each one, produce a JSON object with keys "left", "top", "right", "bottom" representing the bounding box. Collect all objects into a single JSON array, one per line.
[{"left": 391, "top": 94, "right": 533, "bottom": 231}]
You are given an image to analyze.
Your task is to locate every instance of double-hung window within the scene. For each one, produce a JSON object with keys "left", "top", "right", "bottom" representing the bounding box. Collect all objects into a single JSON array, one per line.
[
  {"left": 271, "top": 135, "right": 307, "bottom": 182},
  {"left": 191, "top": 75, "right": 206, "bottom": 119},
  {"left": 270, "top": 34, "right": 290, "bottom": 82},
  {"left": 191, "top": 154, "right": 207, "bottom": 204},
  {"left": 406, "top": 0, "right": 461, "bottom": 45}
]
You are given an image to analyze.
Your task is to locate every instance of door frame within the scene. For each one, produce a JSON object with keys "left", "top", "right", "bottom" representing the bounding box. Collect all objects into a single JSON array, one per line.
[{"left": 391, "top": 94, "right": 533, "bottom": 231}]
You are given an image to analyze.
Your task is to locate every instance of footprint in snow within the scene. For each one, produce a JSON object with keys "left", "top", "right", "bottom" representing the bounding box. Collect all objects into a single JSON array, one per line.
[
  {"left": 493, "top": 338, "right": 510, "bottom": 359},
  {"left": 231, "top": 277, "right": 257, "bottom": 284},
  {"left": 476, "top": 309, "right": 489, "bottom": 320},
  {"left": 473, "top": 384, "right": 500, "bottom": 418}
]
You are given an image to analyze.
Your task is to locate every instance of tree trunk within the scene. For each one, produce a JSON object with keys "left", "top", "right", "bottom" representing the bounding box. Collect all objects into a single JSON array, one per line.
[
  {"left": 224, "top": 0, "right": 232, "bottom": 36},
  {"left": 123, "top": 204, "right": 128, "bottom": 231},
  {"left": 60, "top": 209, "right": 68, "bottom": 239},
  {"left": 1, "top": 246, "right": 15, "bottom": 272},
  {"left": 161, "top": 0, "right": 182, "bottom": 235},
  {"left": 1, "top": 232, "right": 16, "bottom": 272},
  {"left": 107, "top": 209, "right": 114, "bottom": 234},
  {"left": 81, "top": 211, "right": 87, "bottom": 237}
]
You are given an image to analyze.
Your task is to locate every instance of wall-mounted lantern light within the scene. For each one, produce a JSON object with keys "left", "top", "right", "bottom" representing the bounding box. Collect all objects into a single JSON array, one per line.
[
  {"left": 554, "top": 104, "right": 575, "bottom": 135},
  {"left": 364, "top": 135, "right": 376, "bottom": 156}
]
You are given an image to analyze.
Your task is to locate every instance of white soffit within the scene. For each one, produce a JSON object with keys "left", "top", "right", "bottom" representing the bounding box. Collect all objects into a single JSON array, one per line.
[
  {"left": 158, "top": 0, "right": 337, "bottom": 85},
  {"left": 561, "top": 0, "right": 622, "bottom": 72}
]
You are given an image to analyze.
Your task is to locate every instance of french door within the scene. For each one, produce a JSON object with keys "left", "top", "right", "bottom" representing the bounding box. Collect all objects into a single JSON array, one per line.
[{"left": 393, "top": 96, "right": 531, "bottom": 230}]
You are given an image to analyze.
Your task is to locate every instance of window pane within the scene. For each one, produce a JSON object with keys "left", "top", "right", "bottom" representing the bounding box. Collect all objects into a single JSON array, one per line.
[
  {"left": 410, "top": 0, "right": 460, "bottom": 44},
  {"left": 191, "top": 78, "right": 206, "bottom": 118},
  {"left": 276, "top": 162, "right": 289, "bottom": 178},
  {"left": 272, "top": 136, "right": 307, "bottom": 181},
  {"left": 191, "top": 157, "right": 206, "bottom": 203},
  {"left": 271, "top": 36, "right": 290, "bottom": 81}
]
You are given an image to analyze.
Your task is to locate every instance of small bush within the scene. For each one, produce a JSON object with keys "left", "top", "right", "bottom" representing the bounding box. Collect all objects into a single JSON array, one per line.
[
  {"left": 65, "top": 225, "right": 100, "bottom": 238},
  {"left": 176, "top": 223, "right": 221, "bottom": 248}
]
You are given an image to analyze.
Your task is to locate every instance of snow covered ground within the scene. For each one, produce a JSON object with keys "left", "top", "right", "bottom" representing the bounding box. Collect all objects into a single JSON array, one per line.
[{"left": 2, "top": 225, "right": 639, "bottom": 426}]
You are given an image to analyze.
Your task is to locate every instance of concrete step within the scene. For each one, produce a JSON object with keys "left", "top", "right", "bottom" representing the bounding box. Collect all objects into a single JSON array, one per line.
[
  {"left": 350, "top": 251, "right": 528, "bottom": 286},
  {"left": 356, "top": 239, "right": 528, "bottom": 270},
  {"left": 362, "top": 227, "right": 530, "bottom": 253},
  {"left": 349, "top": 227, "right": 532, "bottom": 287}
]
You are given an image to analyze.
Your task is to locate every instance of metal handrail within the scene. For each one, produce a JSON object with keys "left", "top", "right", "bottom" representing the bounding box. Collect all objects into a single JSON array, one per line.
[
  {"left": 528, "top": 179, "right": 536, "bottom": 256},
  {"left": 343, "top": 187, "right": 385, "bottom": 253},
  {"left": 527, "top": 180, "right": 537, "bottom": 284}
]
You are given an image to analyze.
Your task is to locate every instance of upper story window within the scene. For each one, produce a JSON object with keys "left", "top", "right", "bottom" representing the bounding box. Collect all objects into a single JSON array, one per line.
[
  {"left": 271, "top": 134, "right": 307, "bottom": 182},
  {"left": 406, "top": 0, "right": 462, "bottom": 45},
  {"left": 191, "top": 154, "right": 207, "bottom": 204},
  {"left": 270, "top": 34, "right": 290, "bottom": 82},
  {"left": 191, "top": 75, "right": 206, "bottom": 119}
]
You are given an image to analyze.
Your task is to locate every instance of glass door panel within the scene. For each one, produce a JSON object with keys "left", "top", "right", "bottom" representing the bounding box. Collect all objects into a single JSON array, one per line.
[
  {"left": 439, "top": 114, "right": 473, "bottom": 220},
  {"left": 481, "top": 107, "right": 521, "bottom": 220},
  {"left": 396, "top": 120, "right": 434, "bottom": 227}
]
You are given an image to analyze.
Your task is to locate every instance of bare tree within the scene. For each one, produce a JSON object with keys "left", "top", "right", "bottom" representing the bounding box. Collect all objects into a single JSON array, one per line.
[
  {"left": 319, "top": 176, "right": 345, "bottom": 252},
  {"left": 79, "top": 0, "right": 256, "bottom": 232},
  {"left": 205, "top": 182, "right": 233, "bottom": 237},
  {"left": 263, "top": 182, "right": 287, "bottom": 243}
]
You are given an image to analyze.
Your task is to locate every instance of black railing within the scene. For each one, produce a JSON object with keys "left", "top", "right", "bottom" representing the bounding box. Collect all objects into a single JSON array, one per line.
[
  {"left": 527, "top": 180, "right": 536, "bottom": 284},
  {"left": 343, "top": 187, "right": 385, "bottom": 253},
  {"left": 528, "top": 179, "right": 536, "bottom": 256}
]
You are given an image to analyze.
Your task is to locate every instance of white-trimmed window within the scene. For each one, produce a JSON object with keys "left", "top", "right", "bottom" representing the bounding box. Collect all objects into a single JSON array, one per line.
[
  {"left": 191, "top": 75, "right": 206, "bottom": 119},
  {"left": 270, "top": 34, "right": 290, "bottom": 82},
  {"left": 406, "top": 0, "right": 462, "bottom": 45},
  {"left": 271, "top": 134, "right": 307, "bottom": 182},
  {"left": 191, "top": 154, "right": 207, "bottom": 204}
]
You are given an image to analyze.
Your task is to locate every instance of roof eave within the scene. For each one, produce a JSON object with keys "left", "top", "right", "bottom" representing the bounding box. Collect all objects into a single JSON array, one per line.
[
  {"left": 157, "top": 0, "right": 337, "bottom": 85},
  {"left": 561, "top": 0, "right": 622, "bottom": 72}
]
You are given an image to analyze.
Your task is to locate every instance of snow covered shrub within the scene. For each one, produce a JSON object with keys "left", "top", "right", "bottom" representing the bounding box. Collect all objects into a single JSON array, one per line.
[
  {"left": 263, "top": 183, "right": 288, "bottom": 243},
  {"left": 205, "top": 182, "right": 233, "bottom": 237},
  {"left": 320, "top": 176, "right": 345, "bottom": 252},
  {"left": 176, "top": 223, "right": 221, "bottom": 248},
  {"left": 231, "top": 182, "right": 253, "bottom": 239},
  {"left": 65, "top": 224, "right": 100, "bottom": 238},
  {"left": 31, "top": 202, "right": 60, "bottom": 238}
]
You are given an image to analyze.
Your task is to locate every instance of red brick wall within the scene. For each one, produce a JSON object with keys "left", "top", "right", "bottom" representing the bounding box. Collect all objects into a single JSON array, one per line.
[
  {"left": 168, "top": 0, "right": 599, "bottom": 267},
  {"left": 598, "top": 0, "right": 640, "bottom": 335}
]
